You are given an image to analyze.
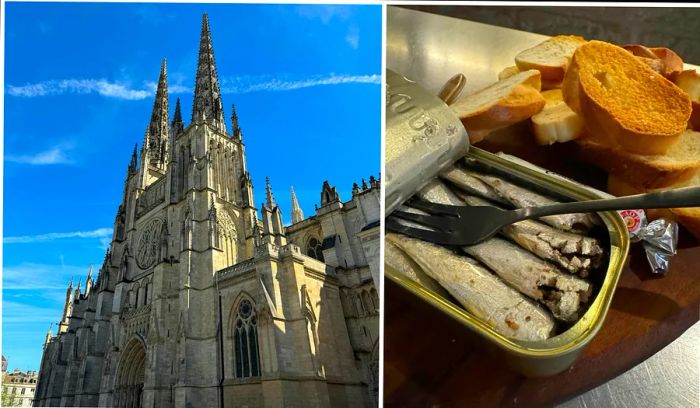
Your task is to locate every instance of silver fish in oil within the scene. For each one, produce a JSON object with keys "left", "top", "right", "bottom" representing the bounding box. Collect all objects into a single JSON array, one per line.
[
  {"left": 385, "top": 240, "right": 449, "bottom": 298},
  {"left": 416, "top": 181, "right": 592, "bottom": 321},
  {"left": 459, "top": 194, "right": 603, "bottom": 277},
  {"left": 387, "top": 233, "right": 555, "bottom": 341},
  {"left": 462, "top": 238, "right": 592, "bottom": 322},
  {"left": 441, "top": 165, "right": 598, "bottom": 233}
]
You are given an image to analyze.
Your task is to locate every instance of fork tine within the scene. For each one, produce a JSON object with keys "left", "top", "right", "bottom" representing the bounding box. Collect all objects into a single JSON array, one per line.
[
  {"left": 385, "top": 218, "right": 455, "bottom": 246},
  {"left": 408, "top": 198, "right": 461, "bottom": 216},
  {"left": 392, "top": 210, "right": 451, "bottom": 230}
]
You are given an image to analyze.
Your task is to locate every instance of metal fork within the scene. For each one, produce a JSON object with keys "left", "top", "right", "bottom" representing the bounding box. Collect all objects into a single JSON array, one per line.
[{"left": 386, "top": 186, "right": 700, "bottom": 246}]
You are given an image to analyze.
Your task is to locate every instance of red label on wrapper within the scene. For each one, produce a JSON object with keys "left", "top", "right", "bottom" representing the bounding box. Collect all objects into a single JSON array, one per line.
[{"left": 618, "top": 209, "right": 645, "bottom": 236}]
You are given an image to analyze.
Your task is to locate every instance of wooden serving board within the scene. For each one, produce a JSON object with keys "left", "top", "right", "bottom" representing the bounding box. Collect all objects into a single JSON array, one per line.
[{"left": 384, "top": 136, "right": 700, "bottom": 407}]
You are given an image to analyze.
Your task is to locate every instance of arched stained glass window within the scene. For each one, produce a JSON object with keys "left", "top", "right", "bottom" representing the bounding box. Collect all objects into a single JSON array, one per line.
[{"left": 234, "top": 299, "right": 261, "bottom": 378}]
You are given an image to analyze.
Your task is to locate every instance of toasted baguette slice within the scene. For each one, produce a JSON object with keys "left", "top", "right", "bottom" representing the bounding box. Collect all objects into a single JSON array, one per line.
[
  {"left": 576, "top": 129, "right": 700, "bottom": 189},
  {"left": 675, "top": 69, "right": 700, "bottom": 130},
  {"left": 562, "top": 40, "right": 692, "bottom": 155},
  {"left": 636, "top": 56, "right": 666, "bottom": 74},
  {"left": 650, "top": 47, "right": 684, "bottom": 79},
  {"left": 498, "top": 66, "right": 562, "bottom": 90},
  {"left": 498, "top": 66, "right": 521, "bottom": 80},
  {"left": 622, "top": 44, "right": 658, "bottom": 59},
  {"left": 451, "top": 69, "right": 545, "bottom": 131},
  {"left": 515, "top": 35, "right": 586, "bottom": 82},
  {"left": 623, "top": 44, "right": 684, "bottom": 79},
  {"left": 607, "top": 173, "right": 700, "bottom": 239},
  {"left": 531, "top": 89, "right": 584, "bottom": 145}
]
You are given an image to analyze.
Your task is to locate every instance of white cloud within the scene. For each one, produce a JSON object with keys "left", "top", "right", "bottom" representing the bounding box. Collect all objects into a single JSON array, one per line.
[
  {"left": 5, "top": 146, "right": 73, "bottom": 165},
  {"left": 7, "top": 79, "right": 151, "bottom": 100},
  {"left": 3, "top": 301, "right": 63, "bottom": 323},
  {"left": 3, "top": 263, "right": 91, "bottom": 290},
  {"left": 8, "top": 73, "right": 379, "bottom": 99},
  {"left": 4, "top": 228, "right": 113, "bottom": 244},
  {"left": 144, "top": 81, "right": 192, "bottom": 94},
  {"left": 295, "top": 5, "right": 353, "bottom": 24},
  {"left": 345, "top": 26, "right": 360, "bottom": 50},
  {"left": 221, "top": 74, "right": 380, "bottom": 94}
]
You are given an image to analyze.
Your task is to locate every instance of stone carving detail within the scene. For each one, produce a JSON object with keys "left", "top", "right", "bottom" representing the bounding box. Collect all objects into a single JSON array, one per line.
[
  {"left": 136, "top": 218, "right": 163, "bottom": 269},
  {"left": 217, "top": 258, "right": 255, "bottom": 280},
  {"left": 136, "top": 177, "right": 166, "bottom": 218},
  {"left": 320, "top": 181, "right": 340, "bottom": 206}
]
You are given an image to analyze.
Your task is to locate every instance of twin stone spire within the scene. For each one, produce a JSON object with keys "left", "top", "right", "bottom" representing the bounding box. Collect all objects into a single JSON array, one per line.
[
  {"left": 137, "top": 13, "right": 305, "bottom": 226},
  {"left": 141, "top": 13, "right": 232, "bottom": 170},
  {"left": 191, "top": 13, "right": 226, "bottom": 132}
]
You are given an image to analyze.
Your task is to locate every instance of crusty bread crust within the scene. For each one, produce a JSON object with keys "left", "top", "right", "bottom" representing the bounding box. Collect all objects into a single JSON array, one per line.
[
  {"left": 675, "top": 70, "right": 700, "bottom": 130},
  {"left": 499, "top": 65, "right": 561, "bottom": 90},
  {"left": 650, "top": 47, "right": 684, "bottom": 79},
  {"left": 623, "top": 44, "right": 684, "bottom": 79},
  {"left": 576, "top": 130, "right": 700, "bottom": 189},
  {"left": 563, "top": 40, "right": 692, "bottom": 155},
  {"left": 451, "top": 69, "right": 545, "bottom": 131},
  {"left": 515, "top": 35, "right": 586, "bottom": 82},
  {"left": 531, "top": 89, "right": 584, "bottom": 145}
]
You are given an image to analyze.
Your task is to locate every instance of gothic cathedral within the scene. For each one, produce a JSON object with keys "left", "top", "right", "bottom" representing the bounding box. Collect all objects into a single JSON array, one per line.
[{"left": 33, "top": 15, "right": 380, "bottom": 408}]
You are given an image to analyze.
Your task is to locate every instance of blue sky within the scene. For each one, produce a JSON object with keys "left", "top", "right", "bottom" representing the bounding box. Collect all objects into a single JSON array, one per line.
[{"left": 2, "top": 3, "right": 381, "bottom": 371}]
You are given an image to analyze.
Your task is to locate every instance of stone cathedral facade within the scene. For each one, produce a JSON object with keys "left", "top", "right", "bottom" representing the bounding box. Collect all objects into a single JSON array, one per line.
[{"left": 33, "top": 15, "right": 380, "bottom": 408}]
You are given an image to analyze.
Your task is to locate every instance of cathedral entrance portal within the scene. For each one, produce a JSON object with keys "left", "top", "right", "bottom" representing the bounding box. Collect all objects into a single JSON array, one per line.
[{"left": 114, "top": 337, "right": 146, "bottom": 408}]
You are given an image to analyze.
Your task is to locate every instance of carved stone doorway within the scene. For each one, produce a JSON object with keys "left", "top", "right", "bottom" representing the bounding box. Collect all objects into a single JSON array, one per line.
[{"left": 114, "top": 337, "right": 146, "bottom": 408}]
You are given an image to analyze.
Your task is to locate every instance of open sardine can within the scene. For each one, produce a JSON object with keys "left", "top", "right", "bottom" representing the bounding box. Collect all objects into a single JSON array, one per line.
[{"left": 384, "top": 146, "right": 630, "bottom": 377}]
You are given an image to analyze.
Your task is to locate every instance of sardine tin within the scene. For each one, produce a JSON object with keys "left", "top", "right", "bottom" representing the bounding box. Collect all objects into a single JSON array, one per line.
[{"left": 384, "top": 146, "right": 630, "bottom": 377}]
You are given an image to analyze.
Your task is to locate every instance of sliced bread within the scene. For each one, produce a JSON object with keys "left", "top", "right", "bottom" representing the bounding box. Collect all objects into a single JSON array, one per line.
[
  {"left": 623, "top": 44, "right": 684, "bottom": 79},
  {"left": 531, "top": 89, "right": 584, "bottom": 145},
  {"left": 451, "top": 69, "right": 545, "bottom": 131},
  {"left": 576, "top": 129, "right": 700, "bottom": 189},
  {"left": 498, "top": 66, "right": 521, "bottom": 80},
  {"left": 515, "top": 35, "right": 586, "bottom": 82},
  {"left": 562, "top": 40, "right": 692, "bottom": 155},
  {"left": 650, "top": 47, "right": 684, "bottom": 79},
  {"left": 674, "top": 69, "right": 700, "bottom": 130},
  {"left": 607, "top": 173, "right": 700, "bottom": 239},
  {"left": 498, "top": 65, "right": 562, "bottom": 90}
]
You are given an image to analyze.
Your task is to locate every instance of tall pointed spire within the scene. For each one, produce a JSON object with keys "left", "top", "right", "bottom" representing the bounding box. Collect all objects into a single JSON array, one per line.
[
  {"left": 59, "top": 278, "right": 74, "bottom": 333},
  {"left": 290, "top": 186, "right": 304, "bottom": 224},
  {"left": 145, "top": 59, "right": 170, "bottom": 166},
  {"left": 172, "top": 97, "right": 184, "bottom": 134},
  {"left": 265, "top": 177, "right": 275, "bottom": 208},
  {"left": 231, "top": 103, "right": 242, "bottom": 140},
  {"left": 192, "top": 14, "right": 226, "bottom": 132},
  {"left": 85, "top": 265, "right": 94, "bottom": 297},
  {"left": 44, "top": 323, "right": 53, "bottom": 347},
  {"left": 128, "top": 143, "right": 138, "bottom": 175}
]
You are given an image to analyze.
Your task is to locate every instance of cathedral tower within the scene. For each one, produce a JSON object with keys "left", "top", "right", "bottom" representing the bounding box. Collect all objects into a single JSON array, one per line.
[{"left": 35, "top": 13, "right": 375, "bottom": 408}]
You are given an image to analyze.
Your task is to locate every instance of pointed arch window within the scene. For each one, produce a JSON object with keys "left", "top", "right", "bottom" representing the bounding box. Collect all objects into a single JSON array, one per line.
[
  {"left": 233, "top": 299, "right": 260, "bottom": 378},
  {"left": 306, "top": 238, "right": 324, "bottom": 262}
]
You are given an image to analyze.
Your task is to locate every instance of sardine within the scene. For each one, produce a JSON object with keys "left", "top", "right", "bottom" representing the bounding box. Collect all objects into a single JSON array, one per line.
[
  {"left": 387, "top": 233, "right": 555, "bottom": 341},
  {"left": 439, "top": 166, "right": 508, "bottom": 205},
  {"left": 441, "top": 165, "right": 598, "bottom": 233},
  {"left": 462, "top": 238, "right": 592, "bottom": 322},
  {"left": 416, "top": 180, "right": 592, "bottom": 321},
  {"left": 459, "top": 194, "right": 603, "bottom": 277},
  {"left": 417, "top": 179, "right": 465, "bottom": 206},
  {"left": 385, "top": 240, "right": 449, "bottom": 298}
]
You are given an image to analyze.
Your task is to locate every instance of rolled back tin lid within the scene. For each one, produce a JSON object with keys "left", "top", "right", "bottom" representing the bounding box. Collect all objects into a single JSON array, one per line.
[{"left": 385, "top": 69, "right": 470, "bottom": 214}]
